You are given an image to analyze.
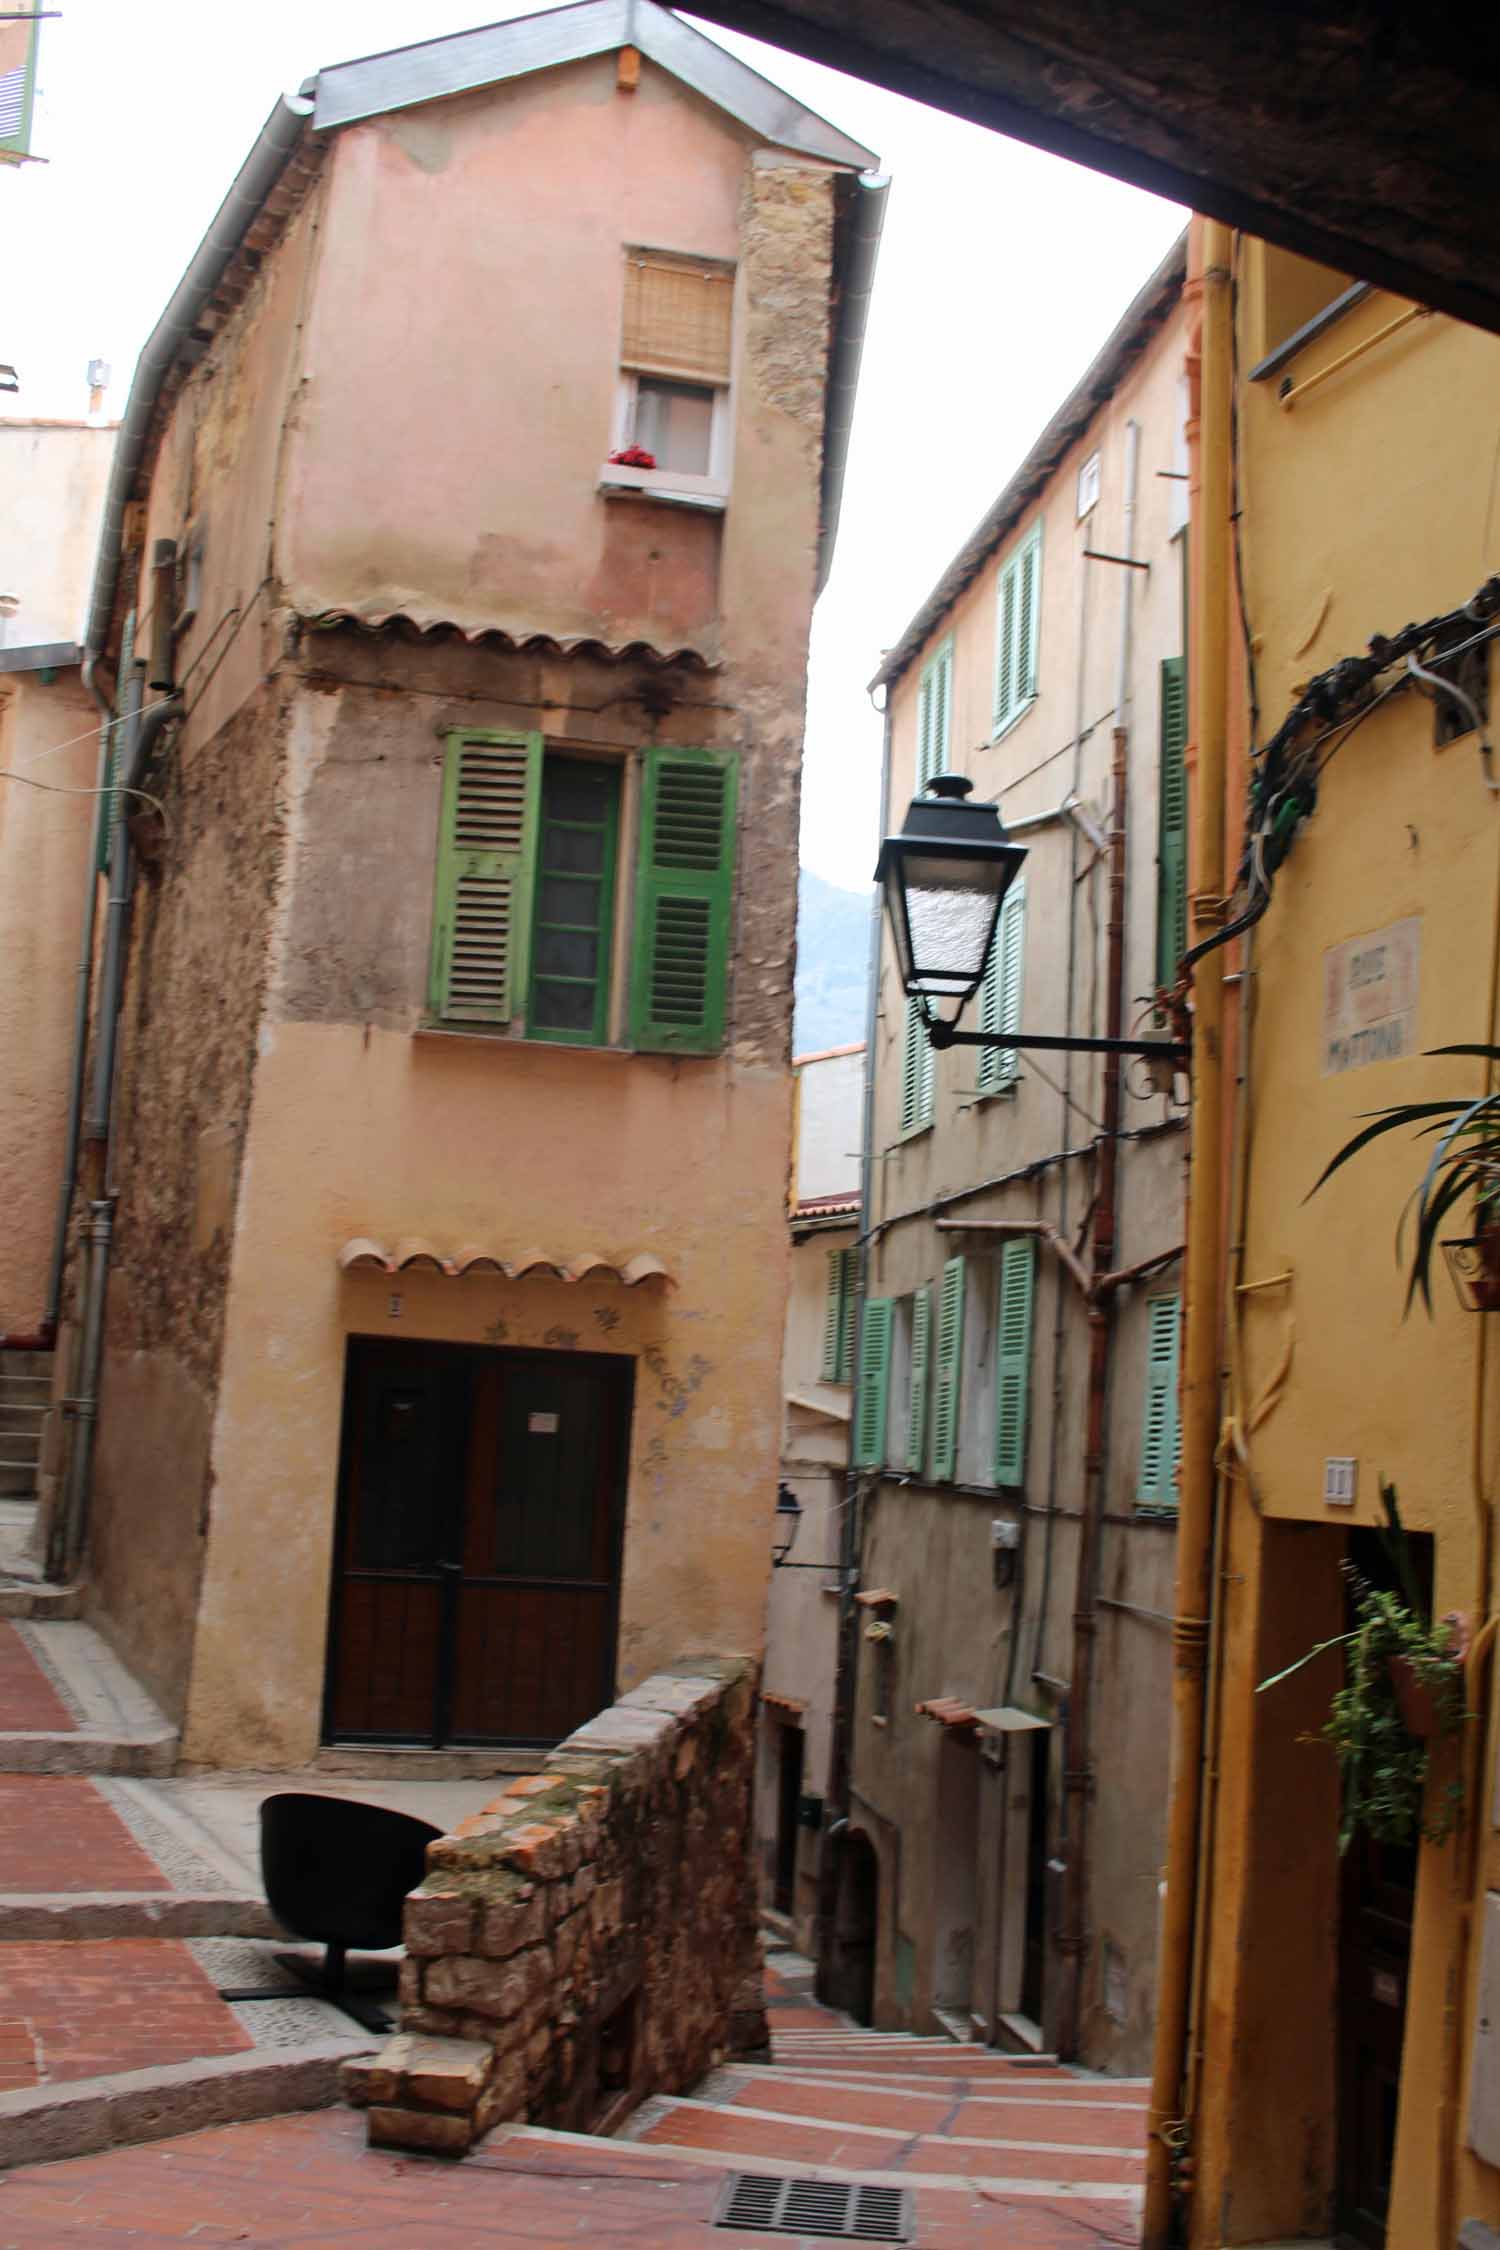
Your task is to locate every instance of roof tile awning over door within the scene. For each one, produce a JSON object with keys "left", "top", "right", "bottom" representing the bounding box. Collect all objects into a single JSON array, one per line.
[{"left": 337, "top": 1238, "right": 674, "bottom": 1287}]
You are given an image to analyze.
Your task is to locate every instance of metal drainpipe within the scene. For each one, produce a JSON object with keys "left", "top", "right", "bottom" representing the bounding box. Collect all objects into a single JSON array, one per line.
[
  {"left": 817, "top": 692, "right": 893, "bottom": 2006},
  {"left": 1143, "top": 220, "right": 1233, "bottom": 2250},
  {"left": 51, "top": 662, "right": 181, "bottom": 1581},
  {"left": 1058, "top": 417, "right": 1140, "bottom": 2062}
]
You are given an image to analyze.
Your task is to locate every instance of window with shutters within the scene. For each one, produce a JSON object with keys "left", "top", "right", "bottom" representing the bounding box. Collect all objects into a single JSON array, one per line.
[
  {"left": 1138, "top": 1294, "right": 1183, "bottom": 1511},
  {"left": 931, "top": 1256, "right": 966, "bottom": 1483},
  {"left": 993, "top": 522, "right": 1042, "bottom": 739},
  {"left": 822, "top": 1248, "right": 857, "bottom": 1384},
  {"left": 993, "top": 1239, "right": 1036, "bottom": 1488},
  {"left": 899, "top": 997, "right": 934, "bottom": 1138},
  {"left": 905, "top": 1283, "right": 931, "bottom": 1476},
  {"left": 606, "top": 247, "right": 735, "bottom": 503},
  {"left": 427, "top": 734, "right": 737, "bottom": 1054},
  {"left": 852, "top": 1299, "right": 893, "bottom": 1472},
  {"left": 916, "top": 637, "right": 953, "bottom": 789},
  {"left": 1156, "top": 658, "right": 1189, "bottom": 988},
  {"left": 976, "top": 878, "right": 1025, "bottom": 1094}
]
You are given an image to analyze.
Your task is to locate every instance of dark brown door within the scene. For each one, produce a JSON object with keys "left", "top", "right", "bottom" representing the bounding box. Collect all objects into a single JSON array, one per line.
[
  {"left": 773, "top": 1723, "right": 805, "bottom": 1916},
  {"left": 325, "top": 1338, "right": 630, "bottom": 1748},
  {"left": 1336, "top": 1833, "right": 1416, "bottom": 2247}
]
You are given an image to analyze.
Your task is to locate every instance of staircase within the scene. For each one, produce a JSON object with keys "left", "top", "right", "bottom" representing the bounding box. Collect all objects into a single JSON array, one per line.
[
  {"left": 483, "top": 1948, "right": 1148, "bottom": 2246},
  {"left": 0, "top": 1351, "right": 48, "bottom": 1501}
]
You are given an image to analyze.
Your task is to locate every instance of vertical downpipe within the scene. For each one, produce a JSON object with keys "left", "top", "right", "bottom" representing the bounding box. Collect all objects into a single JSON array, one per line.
[
  {"left": 1058, "top": 417, "right": 1139, "bottom": 2060},
  {"left": 1143, "top": 220, "right": 1233, "bottom": 2250}
]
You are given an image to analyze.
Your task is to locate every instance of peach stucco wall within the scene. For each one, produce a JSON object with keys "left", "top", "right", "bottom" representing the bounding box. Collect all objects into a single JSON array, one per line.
[
  {"left": 0, "top": 669, "right": 98, "bottom": 1330},
  {"left": 284, "top": 55, "right": 755, "bottom": 650}
]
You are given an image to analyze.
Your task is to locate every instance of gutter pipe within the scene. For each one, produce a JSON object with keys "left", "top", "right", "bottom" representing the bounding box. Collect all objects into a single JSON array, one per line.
[
  {"left": 1144, "top": 220, "right": 1233, "bottom": 2249},
  {"left": 816, "top": 171, "right": 889, "bottom": 596},
  {"left": 1058, "top": 415, "right": 1140, "bottom": 2060}
]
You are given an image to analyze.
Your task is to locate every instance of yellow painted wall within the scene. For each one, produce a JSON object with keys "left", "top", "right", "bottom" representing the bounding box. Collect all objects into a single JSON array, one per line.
[{"left": 1190, "top": 247, "right": 1500, "bottom": 2246}]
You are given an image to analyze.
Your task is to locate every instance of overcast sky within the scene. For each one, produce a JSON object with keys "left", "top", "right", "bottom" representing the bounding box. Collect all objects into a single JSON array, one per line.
[{"left": 4, "top": 2, "right": 1183, "bottom": 890}]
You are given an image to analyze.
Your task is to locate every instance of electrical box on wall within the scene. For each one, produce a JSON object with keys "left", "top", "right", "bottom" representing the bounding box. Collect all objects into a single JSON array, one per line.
[{"left": 1324, "top": 1456, "right": 1358, "bottom": 1506}]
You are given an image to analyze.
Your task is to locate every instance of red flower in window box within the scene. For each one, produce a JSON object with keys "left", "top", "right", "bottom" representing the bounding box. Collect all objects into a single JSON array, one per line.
[{"left": 608, "top": 445, "right": 657, "bottom": 469}]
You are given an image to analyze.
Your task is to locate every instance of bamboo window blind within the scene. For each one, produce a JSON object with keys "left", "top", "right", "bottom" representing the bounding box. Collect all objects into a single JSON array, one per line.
[{"left": 622, "top": 249, "right": 734, "bottom": 381}]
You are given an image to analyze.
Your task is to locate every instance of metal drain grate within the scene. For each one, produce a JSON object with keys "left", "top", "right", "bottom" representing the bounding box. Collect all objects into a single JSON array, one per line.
[{"left": 714, "top": 2172, "right": 912, "bottom": 2241}]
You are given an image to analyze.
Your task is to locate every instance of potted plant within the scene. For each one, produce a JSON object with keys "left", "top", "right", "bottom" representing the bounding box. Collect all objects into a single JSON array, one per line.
[
  {"left": 1311, "top": 1042, "right": 1500, "bottom": 1310},
  {"left": 1257, "top": 1483, "right": 1468, "bottom": 1851}
]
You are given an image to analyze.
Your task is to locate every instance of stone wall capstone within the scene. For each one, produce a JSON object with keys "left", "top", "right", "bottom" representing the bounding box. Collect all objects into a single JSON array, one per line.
[{"left": 345, "top": 1656, "right": 766, "bottom": 2155}]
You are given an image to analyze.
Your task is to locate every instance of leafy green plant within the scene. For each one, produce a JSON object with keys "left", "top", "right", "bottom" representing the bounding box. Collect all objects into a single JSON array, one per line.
[
  {"left": 1257, "top": 1483, "right": 1468, "bottom": 1851},
  {"left": 1309, "top": 1042, "right": 1500, "bottom": 1311}
]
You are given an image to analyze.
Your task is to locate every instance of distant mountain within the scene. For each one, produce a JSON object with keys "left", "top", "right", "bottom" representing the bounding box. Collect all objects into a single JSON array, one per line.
[{"left": 794, "top": 870, "right": 871, "bottom": 1056}]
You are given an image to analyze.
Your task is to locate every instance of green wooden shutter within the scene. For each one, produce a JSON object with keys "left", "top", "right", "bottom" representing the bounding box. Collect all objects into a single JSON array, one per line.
[
  {"left": 994, "top": 566, "right": 1017, "bottom": 732},
  {"left": 931, "top": 1255, "right": 966, "bottom": 1482},
  {"left": 853, "top": 1298, "right": 893, "bottom": 1471},
  {"left": 993, "top": 1238, "right": 1036, "bottom": 1486},
  {"left": 916, "top": 638, "right": 952, "bottom": 788},
  {"left": 837, "top": 1251, "right": 857, "bottom": 1381},
  {"left": 630, "top": 745, "right": 738, "bottom": 1053},
  {"left": 1138, "top": 1294, "right": 1183, "bottom": 1509},
  {"left": 821, "top": 1249, "right": 845, "bottom": 1382},
  {"left": 0, "top": 11, "right": 41, "bottom": 165},
  {"left": 1156, "top": 656, "right": 1189, "bottom": 987},
  {"left": 906, "top": 1282, "right": 932, "bottom": 1474},
  {"left": 98, "top": 608, "right": 135, "bottom": 874},
  {"left": 429, "top": 731, "right": 542, "bottom": 1023},
  {"left": 976, "top": 878, "right": 1025, "bottom": 1093},
  {"left": 900, "top": 997, "right": 934, "bottom": 1133},
  {"left": 1016, "top": 527, "right": 1042, "bottom": 704}
]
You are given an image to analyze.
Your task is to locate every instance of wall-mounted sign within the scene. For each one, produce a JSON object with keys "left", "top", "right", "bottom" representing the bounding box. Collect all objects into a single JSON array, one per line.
[
  {"left": 528, "top": 1411, "right": 559, "bottom": 1435},
  {"left": 1322, "top": 916, "right": 1420, "bottom": 1075}
]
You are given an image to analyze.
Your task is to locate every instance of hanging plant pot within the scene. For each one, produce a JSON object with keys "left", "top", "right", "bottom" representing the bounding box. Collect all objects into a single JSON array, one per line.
[{"left": 1443, "top": 1221, "right": 1500, "bottom": 1311}]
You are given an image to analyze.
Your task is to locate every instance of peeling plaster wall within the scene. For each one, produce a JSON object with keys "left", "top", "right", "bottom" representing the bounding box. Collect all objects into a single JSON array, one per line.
[{"left": 86, "top": 679, "right": 290, "bottom": 1723}]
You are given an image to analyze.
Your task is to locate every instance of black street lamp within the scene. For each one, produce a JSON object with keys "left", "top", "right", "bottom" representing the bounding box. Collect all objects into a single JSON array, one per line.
[
  {"left": 876, "top": 775, "right": 1189, "bottom": 1066},
  {"left": 771, "top": 1482, "right": 804, "bottom": 1566}
]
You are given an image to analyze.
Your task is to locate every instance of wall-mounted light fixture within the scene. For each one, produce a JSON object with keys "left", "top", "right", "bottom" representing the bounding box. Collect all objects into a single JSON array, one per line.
[
  {"left": 771, "top": 1482, "right": 803, "bottom": 1567},
  {"left": 876, "top": 776, "right": 1189, "bottom": 1068}
]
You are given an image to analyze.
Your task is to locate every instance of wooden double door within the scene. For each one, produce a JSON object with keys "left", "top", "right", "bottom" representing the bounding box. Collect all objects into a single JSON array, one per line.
[{"left": 325, "top": 1338, "right": 631, "bottom": 1748}]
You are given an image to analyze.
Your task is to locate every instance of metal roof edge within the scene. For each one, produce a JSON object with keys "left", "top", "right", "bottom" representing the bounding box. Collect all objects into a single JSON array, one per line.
[
  {"left": 870, "top": 228, "right": 1189, "bottom": 694},
  {"left": 0, "top": 640, "right": 81, "bottom": 674},
  {"left": 309, "top": 0, "right": 878, "bottom": 170}
]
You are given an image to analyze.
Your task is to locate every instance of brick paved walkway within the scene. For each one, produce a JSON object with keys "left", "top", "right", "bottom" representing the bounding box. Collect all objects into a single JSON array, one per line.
[
  {"left": 0, "top": 1624, "right": 74, "bottom": 1734},
  {"left": 0, "top": 1940, "right": 252, "bottom": 2089},
  {"left": 0, "top": 1779, "right": 168, "bottom": 1894}
]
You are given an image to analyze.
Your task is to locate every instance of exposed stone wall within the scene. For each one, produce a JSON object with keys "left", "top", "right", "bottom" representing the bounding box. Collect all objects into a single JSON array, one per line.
[{"left": 347, "top": 1658, "right": 765, "bottom": 2155}]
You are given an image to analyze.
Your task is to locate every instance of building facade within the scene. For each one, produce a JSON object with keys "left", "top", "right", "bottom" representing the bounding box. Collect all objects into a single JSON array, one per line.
[
  {"left": 1148, "top": 232, "right": 1500, "bottom": 2250},
  {"left": 35, "top": 3, "right": 883, "bottom": 1770},
  {"left": 757, "top": 1039, "right": 862, "bottom": 1953},
  {"left": 827, "top": 239, "right": 1191, "bottom": 2070}
]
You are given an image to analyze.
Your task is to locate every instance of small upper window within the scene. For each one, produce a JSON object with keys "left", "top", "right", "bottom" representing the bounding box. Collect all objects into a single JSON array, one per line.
[
  {"left": 607, "top": 248, "right": 735, "bottom": 500},
  {"left": 1076, "top": 452, "right": 1101, "bottom": 520}
]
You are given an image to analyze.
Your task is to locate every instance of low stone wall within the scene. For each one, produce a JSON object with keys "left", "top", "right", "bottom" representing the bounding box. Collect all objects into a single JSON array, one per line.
[{"left": 347, "top": 1657, "right": 766, "bottom": 2155}]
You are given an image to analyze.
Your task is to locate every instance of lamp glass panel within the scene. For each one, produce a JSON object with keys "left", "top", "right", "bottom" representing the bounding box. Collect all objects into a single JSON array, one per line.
[{"left": 901, "top": 853, "right": 1004, "bottom": 995}]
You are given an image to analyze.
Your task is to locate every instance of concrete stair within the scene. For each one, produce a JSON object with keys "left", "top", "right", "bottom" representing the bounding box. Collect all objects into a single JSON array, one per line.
[{"left": 0, "top": 1615, "right": 178, "bottom": 1774}]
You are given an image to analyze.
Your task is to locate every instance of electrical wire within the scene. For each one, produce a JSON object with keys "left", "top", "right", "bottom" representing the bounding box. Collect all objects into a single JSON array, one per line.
[{"left": 0, "top": 768, "right": 172, "bottom": 833}]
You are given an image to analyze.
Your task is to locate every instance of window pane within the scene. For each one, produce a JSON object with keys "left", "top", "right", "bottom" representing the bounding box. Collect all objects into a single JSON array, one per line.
[
  {"left": 532, "top": 978, "right": 598, "bottom": 1034},
  {"left": 534, "top": 925, "right": 599, "bottom": 979},
  {"left": 527, "top": 757, "right": 619, "bottom": 1046},
  {"left": 634, "top": 378, "right": 714, "bottom": 475},
  {"left": 547, "top": 823, "right": 607, "bottom": 875},
  {"left": 537, "top": 873, "right": 602, "bottom": 926}
]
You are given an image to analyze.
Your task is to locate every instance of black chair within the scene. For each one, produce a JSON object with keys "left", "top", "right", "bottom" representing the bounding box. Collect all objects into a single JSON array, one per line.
[{"left": 259, "top": 1792, "right": 441, "bottom": 2032}]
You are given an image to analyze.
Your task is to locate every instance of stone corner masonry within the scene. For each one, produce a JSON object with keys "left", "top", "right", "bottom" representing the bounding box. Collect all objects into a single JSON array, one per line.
[{"left": 345, "top": 1656, "right": 767, "bottom": 2156}]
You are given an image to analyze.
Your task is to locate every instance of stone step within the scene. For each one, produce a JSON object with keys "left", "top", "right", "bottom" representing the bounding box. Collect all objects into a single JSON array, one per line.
[
  {"left": 0, "top": 1582, "right": 83, "bottom": 1621},
  {"left": 0, "top": 1619, "right": 178, "bottom": 1776},
  {"left": 0, "top": 2038, "right": 368, "bottom": 2171},
  {"left": 0, "top": 1466, "right": 39, "bottom": 1498},
  {"left": 0, "top": 1892, "right": 281, "bottom": 1940}
]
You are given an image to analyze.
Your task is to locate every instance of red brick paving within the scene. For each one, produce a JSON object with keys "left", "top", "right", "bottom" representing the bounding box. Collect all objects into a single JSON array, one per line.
[
  {"left": 0, "top": 1940, "right": 251, "bottom": 2086},
  {"left": 0, "top": 1778, "right": 169, "bottom": 1894},
  {"left": 0, "top": 1623, "right": 74, "bottom": 1735},
  {"left": 0, "top": 2108, "right": 1140, "bottom": 2246}
]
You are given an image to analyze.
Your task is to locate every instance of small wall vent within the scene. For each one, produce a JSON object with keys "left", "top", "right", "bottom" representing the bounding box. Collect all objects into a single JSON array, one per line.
[{"left": 714, "top": 2172, "right": 912, "bottom": 2240}]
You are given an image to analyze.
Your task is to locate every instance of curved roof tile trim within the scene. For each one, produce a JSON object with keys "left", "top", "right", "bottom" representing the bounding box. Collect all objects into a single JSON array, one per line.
[
  {"left": 337, "top": 1238, "right": 674, "bottom": 1286},
  {"left": 302, "top": 610, "right": 718, "bottom": 672}
]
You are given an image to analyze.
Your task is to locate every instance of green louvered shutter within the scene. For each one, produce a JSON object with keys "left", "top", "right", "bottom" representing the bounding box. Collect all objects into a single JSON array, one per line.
[
  {"left": 931, "top": 1255, "right": 966, "bottom": 1482},
  {"left": 429, "top": 731, "right": 542, "bottom": 1023},
  {"left": 906, "top": 1282, "right": 932, "bottom": 1474},
  {"left": 976, "top": 878, "right": 1025, "bottom": 1093},
  {"left": 821, "top": 1249, "right": 845, "bottom": 1382},
  {"left": 918, "top": 638, "right": 952, "bottom": 787},
  {"left": 837, "top": 1251, "right": 857, "bottom": 1381},
  {"left": 1016, "top": 527, "right": 1041, "bottom": 704},
  {"left": 853, "top": 1298, "right": 893, "bottom": 1471},
  {"left": 900, "top": 997, "right": 934, "bottom": 1134},
  {"left": 98, "top": 608, "right": 135, "bottom": 873},
  {"left": 1156, "top": 657, "right": 1189, "bottom": 987},
  {"left": 994, "top": 566, "right": 1017, "bottom": 732},
  {"left": 1138, "top": 1294, "right": 1183, "bottom": 1509},
  {"left": 993, "top": 1238, "right": 1036, "bottom": 1486},
  {"left": 630, "top": 746, "right": 738, "bottom": 1053}
]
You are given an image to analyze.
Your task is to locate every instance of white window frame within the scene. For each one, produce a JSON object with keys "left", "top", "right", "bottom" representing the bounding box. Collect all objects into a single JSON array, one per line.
[
  {"left": 992, "top": 520, "right": 1043, "bottom": 741},
  {"left": 604, "top": 370, "right": 732, "bottom": 506},
  {"left": 1076, "top": 451, "right": 1101, "bottom": 520}
]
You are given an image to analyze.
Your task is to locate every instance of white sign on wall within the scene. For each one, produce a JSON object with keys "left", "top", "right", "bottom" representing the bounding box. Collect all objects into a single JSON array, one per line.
[{"left": 1322, "top": 916, "right": 1421, "bottom": 1075}]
